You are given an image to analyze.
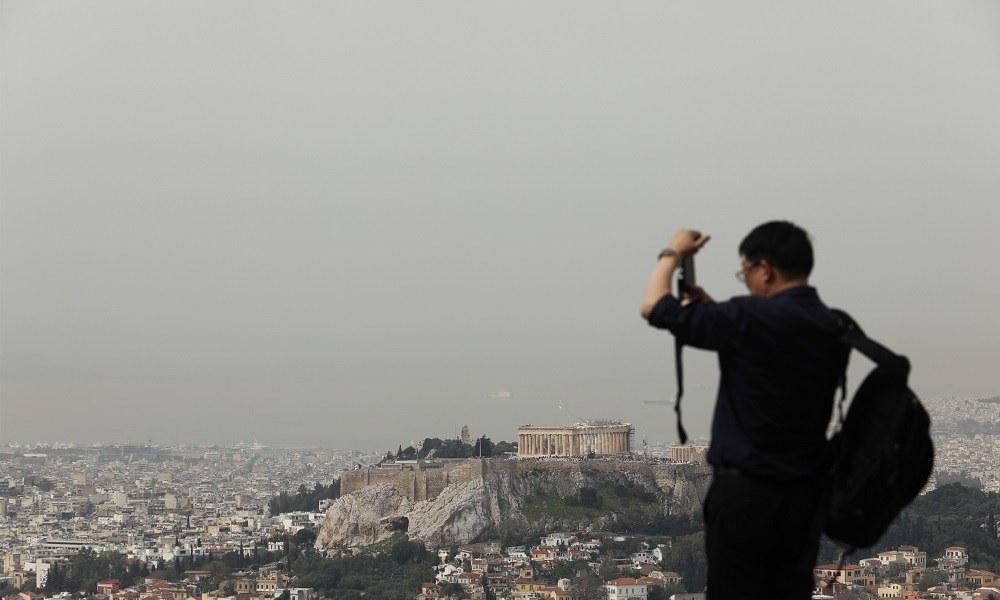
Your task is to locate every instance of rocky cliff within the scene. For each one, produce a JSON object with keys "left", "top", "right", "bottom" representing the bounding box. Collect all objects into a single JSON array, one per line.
[{"left": 315, "top": 459, "right": 710, "bottom": 550}]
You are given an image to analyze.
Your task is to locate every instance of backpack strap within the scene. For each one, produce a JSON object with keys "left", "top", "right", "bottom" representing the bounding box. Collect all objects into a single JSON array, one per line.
[
  {"left": 830, "top": 309, "right": 910, "bottom": 379},
  {"left": 674, "top": 337, "right": 688, "bottom": 444}
]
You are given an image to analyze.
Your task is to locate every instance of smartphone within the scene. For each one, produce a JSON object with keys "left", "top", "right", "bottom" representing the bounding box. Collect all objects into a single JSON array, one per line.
[{"left": 678, "top": 256, "right": 696, "bottom": 296}]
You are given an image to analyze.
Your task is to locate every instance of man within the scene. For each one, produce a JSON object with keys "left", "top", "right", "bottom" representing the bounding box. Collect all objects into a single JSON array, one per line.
[{"left": 641, "top": 221, "right": 846, "bottom": 598}]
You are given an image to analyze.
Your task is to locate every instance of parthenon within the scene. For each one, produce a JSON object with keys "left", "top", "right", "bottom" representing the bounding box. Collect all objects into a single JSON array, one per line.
[{"left": 517, "top": 421, "right": 633, "bottom": 458}]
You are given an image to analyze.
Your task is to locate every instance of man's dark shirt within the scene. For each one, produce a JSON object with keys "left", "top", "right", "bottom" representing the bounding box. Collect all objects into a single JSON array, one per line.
[{"left": 647, "top": 286, "right": 845, "bottom": 479}]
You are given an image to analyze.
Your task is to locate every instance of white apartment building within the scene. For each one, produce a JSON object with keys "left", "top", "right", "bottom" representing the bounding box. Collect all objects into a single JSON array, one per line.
[
  {"left": 605, "top": 577, "right": 647, "bottom": 600},
  {"left": 878, "top": 545, "right": 927, "bottom": 569}
]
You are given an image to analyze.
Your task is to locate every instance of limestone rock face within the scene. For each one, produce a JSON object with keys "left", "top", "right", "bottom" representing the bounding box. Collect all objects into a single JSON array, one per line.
[
  {"left": 405, "top": 478, "right": 491, "bottom": 546},
  {"left": 313, "top": 483, "right": 413, "bottom": 548}
]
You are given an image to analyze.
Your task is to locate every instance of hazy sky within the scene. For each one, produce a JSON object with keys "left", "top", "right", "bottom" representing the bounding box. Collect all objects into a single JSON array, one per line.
[{"left": 2, "top": 1, "right": 998, "bottom": 451}]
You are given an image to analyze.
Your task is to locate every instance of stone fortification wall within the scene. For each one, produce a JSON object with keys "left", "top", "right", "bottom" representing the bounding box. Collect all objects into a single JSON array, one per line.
[
  {"left": 340, "top": 458, "right": 709, "bottom": 502},
  {"left": 341, "top": 459, "right": 484, "bottom": 501}
]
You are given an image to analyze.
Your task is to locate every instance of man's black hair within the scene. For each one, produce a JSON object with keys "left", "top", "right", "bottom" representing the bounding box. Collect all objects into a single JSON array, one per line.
[{"left": 738, "top": 221, "right": 813, "bottom": 279}]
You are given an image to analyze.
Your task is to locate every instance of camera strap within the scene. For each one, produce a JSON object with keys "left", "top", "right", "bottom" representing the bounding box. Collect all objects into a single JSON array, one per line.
[{"left": 674, "top": 337, "right": 688, "bottom": 444}]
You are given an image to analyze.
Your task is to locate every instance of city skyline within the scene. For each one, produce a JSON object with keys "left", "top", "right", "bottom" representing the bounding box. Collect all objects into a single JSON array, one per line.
[{"left": 3, "top": 2, "right": 999, "bottom": 449}]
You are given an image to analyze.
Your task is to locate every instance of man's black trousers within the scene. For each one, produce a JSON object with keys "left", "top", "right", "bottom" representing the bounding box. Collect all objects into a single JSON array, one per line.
[{"left": 704, "top": 468, "right": 825, "bottom": 599}]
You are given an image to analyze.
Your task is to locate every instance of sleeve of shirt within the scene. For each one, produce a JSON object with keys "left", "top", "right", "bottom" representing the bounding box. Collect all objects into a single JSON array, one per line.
[{"left": 645, "top": 293, "right": 746, "bottom": 351}]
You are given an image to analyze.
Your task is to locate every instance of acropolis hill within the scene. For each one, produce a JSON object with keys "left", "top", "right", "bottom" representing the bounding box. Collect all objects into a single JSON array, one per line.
[
  {"left": 341, "top": 420, "right": 646, "bottom": 502},
  {"left": 321, "top": 457, "right": 712, "bottom": 548}
]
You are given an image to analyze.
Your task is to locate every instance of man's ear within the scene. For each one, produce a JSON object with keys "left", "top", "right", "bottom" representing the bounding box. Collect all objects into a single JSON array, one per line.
[{"left": 758, "top": 259, "right": 776, "bottom": 283}]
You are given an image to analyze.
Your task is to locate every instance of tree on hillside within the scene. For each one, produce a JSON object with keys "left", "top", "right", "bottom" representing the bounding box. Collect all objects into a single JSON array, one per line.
[
  {"left": 578, "top": 487, "right": 602, "bottom": 509},
  {"left": 293, "top": 528, "right": 317, "bottom": 546},
  {"left": 472, "top": 437, "right": 494, "bottom": 458},
  {"left": 574, "top": 572, "right": 607, "bottom": 600},
  {"left": 494, "top": 440, "right": 517, "bottom": 455},
  {"left": 269, "top": 480, "right": 341, "bottom": 515},
  {"left": 660, "top": 533, "right": 706, "bottom": 592},
  {"left": 439, "top": 583, "right": 467, "bottom": 599},
  {"left": 918, "top": 569, "right": 947, "bottom": 591}
]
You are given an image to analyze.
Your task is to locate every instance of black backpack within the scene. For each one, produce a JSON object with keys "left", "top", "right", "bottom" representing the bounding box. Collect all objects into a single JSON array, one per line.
[{"left": 824, "top": 309, "right": 934, "bottom": 553}]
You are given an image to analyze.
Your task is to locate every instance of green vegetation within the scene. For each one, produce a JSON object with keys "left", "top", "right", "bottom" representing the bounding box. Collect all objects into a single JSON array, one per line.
[
  {"left": 659, "top": 532, "right": 707, "bottom": 593},
  {"left": 935, "top": 471, "right": 984, "bottom": 489},
  {"left": 388, "top": 437, "right": 517, "bottom": 461},
  {"left": 819, "top": 483, "right": 1000, "bottom": 573},
  {"left": 521, "top": 482, "right": 701, "bottom": 537},
  {"left": 292, "top": 534, "right": 435, "bottom": 600},
  {"left": 269, "top": 480, "right": 340, "bottom": 515},
  {"left": 44, "top": 549, "right": 126, "bottom": 592}
]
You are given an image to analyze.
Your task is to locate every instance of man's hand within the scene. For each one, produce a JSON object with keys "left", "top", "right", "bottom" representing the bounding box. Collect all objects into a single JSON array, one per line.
[
  {"left": 681, "top": 284, "right": 713, "bottom": 306},
  {"left": 667, "top": 229, "right": 711, "bottom": 257},
  {"left": 641, "top": 228, "right": 711, "bottom": 319}
]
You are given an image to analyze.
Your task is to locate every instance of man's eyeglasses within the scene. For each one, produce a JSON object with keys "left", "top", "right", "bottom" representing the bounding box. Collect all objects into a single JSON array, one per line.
[{"left": 735, "top": 263, "right": 760, "bottom": 283}]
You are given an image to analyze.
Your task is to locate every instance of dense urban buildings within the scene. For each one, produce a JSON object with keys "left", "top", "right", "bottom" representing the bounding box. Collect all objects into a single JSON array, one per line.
[{"left": 1, "top": 396, "right": 998, "bottom": 598}]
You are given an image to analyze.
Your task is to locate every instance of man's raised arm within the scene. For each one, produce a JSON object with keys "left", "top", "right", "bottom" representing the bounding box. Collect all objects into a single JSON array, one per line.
[{"left": 640, "top": 228, "right": 710, "bottom": 319}]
